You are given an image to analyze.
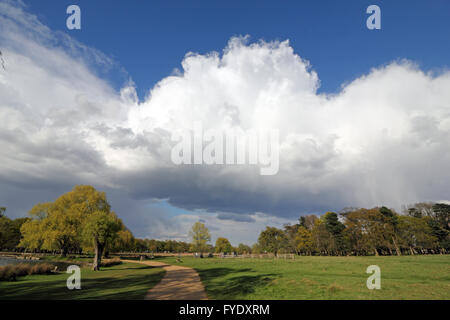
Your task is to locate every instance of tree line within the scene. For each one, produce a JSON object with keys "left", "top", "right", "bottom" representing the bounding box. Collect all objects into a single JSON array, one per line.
[
  {"left": 1, "top": 186, "right": 449, "bottom": 266},
  {"left": 254, "top": 204, "right": 449, "bottom": 256},
  {"left": 178, "top": 204, "right": 449, "bottom": 257}
]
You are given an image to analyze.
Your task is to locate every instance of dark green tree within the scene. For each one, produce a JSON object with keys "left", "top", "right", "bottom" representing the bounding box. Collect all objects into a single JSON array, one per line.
[
  {"left": 324, "top": 212, "right": 347, "bottom": 255},
  {"left": 257, "top": 227, "right": 288, "bottom": 256},
  {"left": 0, "top": 212, "right": 29, "bottom": 251},
  {"left": 430, "top": 203, "right": 450, "bottom": 250}
]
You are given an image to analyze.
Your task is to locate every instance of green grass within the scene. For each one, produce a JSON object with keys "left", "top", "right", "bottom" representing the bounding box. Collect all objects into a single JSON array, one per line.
[
  {"left": 155, "top": 255, "right": 450, "bottom": 300},
  {"left": 2, "top": 255, "right": 448, "bottom": 300},
  {"left": 0, "top": 262, "right": 165, "bottom": 300}
]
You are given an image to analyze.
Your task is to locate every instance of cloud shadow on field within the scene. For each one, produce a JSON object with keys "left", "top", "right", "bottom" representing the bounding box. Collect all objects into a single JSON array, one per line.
[{"left": 195, "top": 267, "right": 277, "bottom": 299}]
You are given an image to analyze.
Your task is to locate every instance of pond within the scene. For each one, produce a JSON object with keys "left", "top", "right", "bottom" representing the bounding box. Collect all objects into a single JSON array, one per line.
[
  {"left": 0, "top": 256, "right": 21, "bottom": 266},
  {"left": 0, "top": 256, "right": 81, "bottom": 270}
]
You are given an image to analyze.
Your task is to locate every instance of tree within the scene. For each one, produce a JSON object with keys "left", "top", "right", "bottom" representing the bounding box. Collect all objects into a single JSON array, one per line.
[
  {"left": 237, "top": 243, "right": 252, "bottom": 254},
  {"left": 295, "top": 226, "right": 313, "bottom": 255},
  {"left": 19, "top": 219, "right": 45, "bottom": 252},
  {"left": 205, "top": 244, "right": 215, "bottom": 253},
  {"left": 146, "top": 239, "right": 158, "bottom": 252},
  {"left": 189, "top": 222, "right": 211, "bottom": 255},
  {"left": 19, "top": 185, "right": 123, "bottom": 269},
  {"left": 0, "top": 207, "right": 5, "bottom": 218},
  {"left": 324, "top": 212, "right": 347, "bottom": 255},
  {"left": 251, "top": 243, "right": 262, "bottom": 254},
  {"left": 257, "top": 227, "right": 287, "bottom": 256},
  {"left": 431, "top": 203, "right": 450, "bottom": 250},
  {"left": 311, "top": 219, "right": 335, "bottom": 255},
  {"left": 110, "top": 229, "right": 135, "bottom": 253},
  {"left": 41, "top": 208, "right": 83, "bottom": 256},
  {"left": 431, "top": 203, "right": 450, "bottom": 230},
  {"left": 0, "top": 214, "right": 29, "bottom": 251},
  {"left": 0, "top": 49, "right": 5, "bottom": 70},
  {"left": 134, "top": 238, "right": 148, "bottom": 252},
  {"left": 284, "top": 223, "right": 300, "bottom": 254},
  {"left": 28, "top": 202, "right": 51, "bottom": 220},
  {"left": 342, "top": 208, "right": 393, "bottom": 256},
  {"left": 300, "top": 215, "right": 318, "bottom": 231},
  {"left": 406, "top": 202, "right": 450, "bottom": 251},
  {"left": 20, "top": 201, "right": 82, "bottom": 256},
  {"left": 427, "top": 219, "right": 450, "bottom": 251},
  {"left": 404, "top": 202, "right": 434, "bottom": 218},
  {"left": 51, "top": 185, "right": 121, "bottom": 268},
  {"left": 379, "top": 206, "right": 401, "bottom": 255},
  {"left": 83, "top": 211, "right": 121, "bottom": 270},
  {"left": 398, "top": 216, "right": 437, "bottom": 254},
  {"left": 215, "top": 237, "right": 232, "bottom": 254},
  {"left": 24, "top": 186, "right": 110, "bottom": 257}
]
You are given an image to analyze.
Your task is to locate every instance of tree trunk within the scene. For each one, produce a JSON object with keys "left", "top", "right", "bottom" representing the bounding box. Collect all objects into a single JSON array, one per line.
[
  {"left": 92, "top": 241, "right": 104, "bottom": 271},
  {"left": 392, "top": 236, "right": 401, "bottom": 256},
  {"left": 374, "top": 248, "right": 379, "bottom": 256},
  {"left": 60, "top": 247, "right": 68, "bottom": 257},
  {"left": 409, "top": 246, "right": 415, "bottom": 255}
]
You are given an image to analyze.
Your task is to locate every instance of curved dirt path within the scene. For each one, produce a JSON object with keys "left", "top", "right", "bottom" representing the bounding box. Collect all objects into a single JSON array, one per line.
[{"left": 122, "top": 260, "right": 208, "bottom": 300}]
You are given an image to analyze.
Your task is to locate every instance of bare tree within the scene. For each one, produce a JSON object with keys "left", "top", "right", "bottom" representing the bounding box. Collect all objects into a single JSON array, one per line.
[{"left": 0, "top": 50, "right": 5, "bottom": 70}]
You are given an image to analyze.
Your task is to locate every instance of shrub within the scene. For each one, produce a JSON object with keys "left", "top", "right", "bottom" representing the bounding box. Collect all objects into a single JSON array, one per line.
[
  {"left": 0, "top": 263, "right": 56, "bottom": 281},
  {"left": 0, "top": 265, "right": 16, "bottom": 281},
  {"left": 14, "top": 264, "right": 31, "bottom": 277},
  {"left": 30, "top": 263, "right": 54, "bottom": 275},
  {"left": 100, "top": 258, "right": 122, "bottom": 267}
]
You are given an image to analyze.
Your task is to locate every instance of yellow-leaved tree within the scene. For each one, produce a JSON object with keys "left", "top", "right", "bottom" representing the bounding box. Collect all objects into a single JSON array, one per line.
[
  {"left": 189, "top": 222, "right": 211, "bottom": 255},
  {"left": 20, "top": 185, "right": 123, "bottom": 270},
  {"left": 295, "top": 226, "right": 313, "bottom": 255}
]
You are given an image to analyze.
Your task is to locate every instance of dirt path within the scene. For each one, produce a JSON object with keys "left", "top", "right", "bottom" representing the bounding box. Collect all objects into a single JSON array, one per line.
[{"left": 122, "top": 260, "right": 208, "bottom": 300}]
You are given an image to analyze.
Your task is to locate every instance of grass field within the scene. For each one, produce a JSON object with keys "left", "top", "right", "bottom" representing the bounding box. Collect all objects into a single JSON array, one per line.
[
  {"left": 0, "top": 262, "right": 165, "bottom": 300},
  {"left": 156, "top": 255, "right": 450, "bottom": 300},
  {"left": 1, "top": 255, "right": 448, "bottom": 300}
]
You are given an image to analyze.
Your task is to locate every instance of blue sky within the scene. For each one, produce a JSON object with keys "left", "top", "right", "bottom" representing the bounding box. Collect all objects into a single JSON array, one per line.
[
  {"left": 1, "top": 1, "right": 450, "bottom": 244},
  {"left": 27, "top": 0, "right": 450, "bottom": 99}
]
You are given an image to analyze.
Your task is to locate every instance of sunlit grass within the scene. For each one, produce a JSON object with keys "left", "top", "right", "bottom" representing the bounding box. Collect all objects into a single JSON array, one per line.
[
  {"left": 156, "top": 255, "right": 450, "bottom": 300},
  {"left": 2, "top": 255, "right": 448, "bottom": 300}
]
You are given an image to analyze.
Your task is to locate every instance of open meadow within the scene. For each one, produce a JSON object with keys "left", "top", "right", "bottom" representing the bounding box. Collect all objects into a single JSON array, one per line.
[
  {"left": 155, "top": 255, "right": 450, "bottom": 300},
  {"left": 0, "top": 255, "right": 448, "bottom": 300}
]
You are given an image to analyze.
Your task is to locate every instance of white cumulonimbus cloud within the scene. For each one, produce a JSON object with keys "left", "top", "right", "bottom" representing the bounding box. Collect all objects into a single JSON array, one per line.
[{"left": 1, "top": 0, "right": 449, "bottom": 242}]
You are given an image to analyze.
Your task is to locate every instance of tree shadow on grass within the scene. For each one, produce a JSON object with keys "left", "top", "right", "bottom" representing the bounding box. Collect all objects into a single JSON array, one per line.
[
  {"left": 196, "top": 268, "right": 277, "bottom": 299},
  {"left": 110, "top": 265, "right": 155, "bottom": 271}
]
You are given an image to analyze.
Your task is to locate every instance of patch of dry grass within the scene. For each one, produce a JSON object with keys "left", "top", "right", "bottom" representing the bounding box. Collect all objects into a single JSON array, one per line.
[{"left": 0, "top": 263, "right": 56, "bottom": 281}]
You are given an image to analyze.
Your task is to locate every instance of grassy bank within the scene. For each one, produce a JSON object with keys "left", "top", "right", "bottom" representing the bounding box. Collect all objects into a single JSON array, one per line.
[
  {"left": 0, "top": 262, "right": 165, "bottom": 300},
  {"left": 155, "top": 255, "right": 450, "bottom": 300}
]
